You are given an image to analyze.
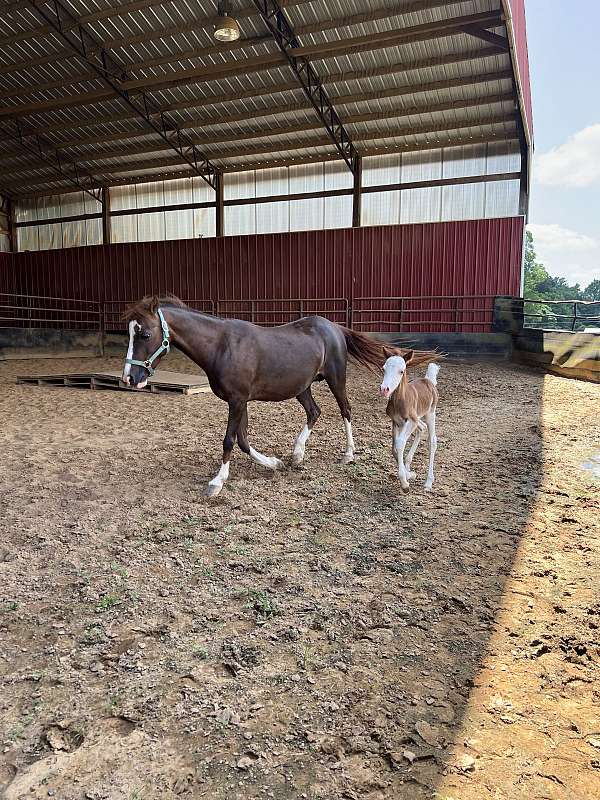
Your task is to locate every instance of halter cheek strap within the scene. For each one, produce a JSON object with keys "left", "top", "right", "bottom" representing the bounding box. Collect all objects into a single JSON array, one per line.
[{"left": 125, "top": 307, "right": 170, "bottom": 377}]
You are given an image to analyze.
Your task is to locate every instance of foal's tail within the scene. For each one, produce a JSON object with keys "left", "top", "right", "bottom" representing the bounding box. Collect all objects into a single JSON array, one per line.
[{"left": 339, "top": 326, "right": 439, "bottom": 373}]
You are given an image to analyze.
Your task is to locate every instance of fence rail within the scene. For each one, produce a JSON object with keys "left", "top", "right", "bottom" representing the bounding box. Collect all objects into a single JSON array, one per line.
[
  {"left": 353, "top": 294, "right": 496, "bottom": 332},
  {"left": 523, "top": 298, "right": 600, "bottom": 332},
  {"left": 0, "top": 293, "right": 504, "bottom": 335}
]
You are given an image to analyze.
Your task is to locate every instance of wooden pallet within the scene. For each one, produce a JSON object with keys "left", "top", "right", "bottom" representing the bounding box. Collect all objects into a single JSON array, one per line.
[{"left": 16, "top": 369, "right": 211, "bottom": 396}]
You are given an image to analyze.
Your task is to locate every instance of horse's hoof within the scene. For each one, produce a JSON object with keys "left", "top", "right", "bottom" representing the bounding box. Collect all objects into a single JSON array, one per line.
[
  {"left": 406, "top": 471, "right": 416, "bottom": 480},
  {"left": 399, "top": 481, "right": 410, "bottom": 493},
  {"left": 424, "top": 483, "right": 434, "bottom": 492},
  {"left": 271, "top": 458, "right": 285, "bottom": 471},
  {"left": 341, "top": 453, "right": 355, "bottom": 465},
  {"left": 204, "top": 483, "right": 223, "bottom": 498},
  {"left": 291, "top": 456, "right": 304, "bottom": 469}
]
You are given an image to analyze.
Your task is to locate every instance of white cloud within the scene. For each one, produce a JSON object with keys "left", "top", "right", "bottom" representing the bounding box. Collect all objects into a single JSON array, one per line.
[
  {"left": 527, "top": 223, "right": 597, "bottom": 251},
  {"left": 534, "top": 124, "right": 600, "bottom": 188},
  {"left": 527, "top": 223, "right": 599, "bottom": 287}
]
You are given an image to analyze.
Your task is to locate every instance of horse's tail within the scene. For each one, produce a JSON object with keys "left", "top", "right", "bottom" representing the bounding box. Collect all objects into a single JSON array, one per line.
[{"left": 339, "top": 326, "right": 439, "bottom": 372}]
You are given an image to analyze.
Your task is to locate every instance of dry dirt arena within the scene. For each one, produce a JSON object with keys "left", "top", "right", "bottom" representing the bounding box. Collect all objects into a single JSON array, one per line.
[{"left": 1, "top": 353, "right": 599, "bottom": 800}]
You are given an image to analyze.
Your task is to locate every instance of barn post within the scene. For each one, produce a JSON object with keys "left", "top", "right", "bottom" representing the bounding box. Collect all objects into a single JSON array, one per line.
[
  {"left": 215, "top": 172, "right": 224, "bottom": 238},
  {"left": 101, "top": 187, "right": 111, "bottom": 245},
  {"left": 7, "top": 198, "right": 18, "bottom": 253},
  {"left": 352, "top": 155, "right": 362, "bottom": 228}
]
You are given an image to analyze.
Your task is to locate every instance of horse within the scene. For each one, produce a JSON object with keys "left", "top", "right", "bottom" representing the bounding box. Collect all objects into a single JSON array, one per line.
[
  {"left": 121, "top": 295, "right": 437, "bottom": 497},
  {"left": 379, "top": 354, "right": 440, "bottom": 492}
]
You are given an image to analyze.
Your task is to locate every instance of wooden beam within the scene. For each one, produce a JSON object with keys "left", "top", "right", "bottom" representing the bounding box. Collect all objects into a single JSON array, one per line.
[
  {"left": 0, "top": 10, "right": 504, "bottom": 121},
  {"left": 3, "top": 111, "right": 517, "bottom": 189},
  {"left": 14, "top": 133, "right": 519, "bottom": 198},
  {"left": 13, "top": 171, "right": 520, "bottom": 224},
  {"left": 0, "top": 0, "right": 473, "bottom": 91},
  {"left": 3, "top": 47, "right": 506, "bottom": 142},
  {"left": 352, "top": 155, "right": 362, "bottom": 228},
  {"left": 101, "top": 187, "right": 111, "bottom": 245},
  {"left": 1, "top": 95, "right": 516, "bottom": 177},
  {"left": 461, "top": 24, "right": 509, "bottom": 50},
  {"left": 215, "top": 172, "right": 224, "bottom": 238},
  {"left": 0, "top": 75, "right": 514, "bottom": 168}
]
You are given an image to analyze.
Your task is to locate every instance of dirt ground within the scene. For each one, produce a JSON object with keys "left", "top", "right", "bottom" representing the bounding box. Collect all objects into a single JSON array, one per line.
[{"left": 0, "top": 352, "right": 599, "bottom": 800}]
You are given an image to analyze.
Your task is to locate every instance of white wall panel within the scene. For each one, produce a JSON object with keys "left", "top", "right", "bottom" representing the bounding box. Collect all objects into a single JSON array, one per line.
[{"left": 14, "top": 146, "right": 523, "bottom": 250}]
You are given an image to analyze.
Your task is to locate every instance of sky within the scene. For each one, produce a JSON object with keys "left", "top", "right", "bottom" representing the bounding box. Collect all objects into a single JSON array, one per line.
[{"left": 526, "top": 0, "right": 600, "bottom": 289}]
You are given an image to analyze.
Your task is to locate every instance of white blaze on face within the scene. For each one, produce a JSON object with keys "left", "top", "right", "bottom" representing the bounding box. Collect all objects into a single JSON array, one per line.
[
  {"left": 122, "top": 319, "right": 140, "bottom": 383},
  {"left": 380, "top": 356, "right": 406, "bottom": 397}
]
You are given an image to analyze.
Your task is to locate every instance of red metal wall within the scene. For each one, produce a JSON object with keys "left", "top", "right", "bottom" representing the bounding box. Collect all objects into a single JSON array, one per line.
[
  {"left": 10, "top": 217, "right": 524, "bottom": 331},
  {"left": 505, "top": 0, "right": 533, "bottom": 141},
  {"left": 0, "top": 252, "right": 15, "bottom": 294}
]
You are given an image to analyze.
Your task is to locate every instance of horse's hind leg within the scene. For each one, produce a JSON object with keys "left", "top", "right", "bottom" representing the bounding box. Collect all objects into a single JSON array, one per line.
[
  {"left": 237, "top": 407, "right": 284, "bottom": 472},
  {"left": 292, "top": 388, "right": 321, "bottom": 466},
  {"left": 205, "top": 402, "right": 244, "bottom": 498},
  {"left": 324, "top": 368, "right": 355, "bottom": 465}
]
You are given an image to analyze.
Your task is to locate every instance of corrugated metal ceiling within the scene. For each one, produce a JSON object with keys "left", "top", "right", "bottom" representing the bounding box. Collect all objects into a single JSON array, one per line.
[{"left": 0, "top": 0, "right": 524, "bottom": 197}]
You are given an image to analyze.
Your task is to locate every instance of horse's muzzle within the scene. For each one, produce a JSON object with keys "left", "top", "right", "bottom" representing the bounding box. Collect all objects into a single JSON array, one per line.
[{"left": 379, "top": 385, "right": 390, "bottom": 398}]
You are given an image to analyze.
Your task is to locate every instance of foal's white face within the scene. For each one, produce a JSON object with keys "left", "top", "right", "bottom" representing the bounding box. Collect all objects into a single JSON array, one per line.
[{"left": 379, "top": 356, "right": 407, "bottom": 398}]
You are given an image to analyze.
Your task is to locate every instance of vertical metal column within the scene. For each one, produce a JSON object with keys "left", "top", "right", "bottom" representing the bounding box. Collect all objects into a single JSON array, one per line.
[{"left": 101, "top": 187, "right": 111, "bottom": 245}]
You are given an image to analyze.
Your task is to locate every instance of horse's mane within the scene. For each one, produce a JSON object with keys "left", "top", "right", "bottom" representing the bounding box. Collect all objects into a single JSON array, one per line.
[{"left": 122, "top": 293, "right": 187, "bottom": 323}]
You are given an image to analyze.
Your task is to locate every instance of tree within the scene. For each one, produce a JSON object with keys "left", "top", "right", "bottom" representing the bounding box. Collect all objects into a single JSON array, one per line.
[
  {"left": 523, "top": 230, "right": 551, "bottom": 301},
  {"left": 582, "top": 279, "right": 600, "bottom": 301}
]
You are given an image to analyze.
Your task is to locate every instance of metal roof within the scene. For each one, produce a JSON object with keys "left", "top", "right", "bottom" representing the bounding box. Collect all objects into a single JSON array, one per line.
[{"left": 0, "top": 0, "right": 529, "bottom": 198}]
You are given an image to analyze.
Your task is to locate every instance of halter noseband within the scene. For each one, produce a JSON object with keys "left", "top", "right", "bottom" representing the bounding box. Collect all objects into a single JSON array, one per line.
[{"left": 125, "top": 307, "right": 170, "bottom": 377}]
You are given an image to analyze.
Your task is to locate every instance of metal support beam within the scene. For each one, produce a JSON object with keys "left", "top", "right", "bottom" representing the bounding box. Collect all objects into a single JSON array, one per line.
[
  {"left": 251, "top": 0, "right": 359, "bottom": 173},
  {"left": 461, "top": 24, "right": 508, "bottom": 50},
  {"left": 352, "top": 156, "right": 362, "bottom": 228},
  {"left": 215, "top": 173, "right": 224, "bottom": 238},
  {"left": 26, "top": 0, "right": 220, "bottom": 190},
  {"left": 7, "top": 198, "right": 18, "bottom": 253},
  {"left": 101, "top": 187, "right": 111, "bottom": 245},
  {"left": 0, "top": 119, "right": 102, "bottom": 203}
]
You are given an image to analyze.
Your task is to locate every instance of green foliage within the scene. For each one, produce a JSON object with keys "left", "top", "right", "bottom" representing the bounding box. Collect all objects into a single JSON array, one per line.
[{"left": 524, "top": 230, "right": 599, "bottom": 329}]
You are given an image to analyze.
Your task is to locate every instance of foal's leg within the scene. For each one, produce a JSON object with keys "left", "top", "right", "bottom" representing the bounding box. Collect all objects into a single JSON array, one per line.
[
  {"left": 394, "top": 419, "right": 416, "bottom": 491},
  {"left": 292, "top": 388, "right": 321, "bottom": 466},
  {"left": 237, "top": 407, "right": 284, "bottom": 471},
  {"left": 325, "top": 372, "right": 355, "bottom": 465},
  {"left": 423, "top": 410, "right": 438, "bottom": 491},
  {"left": 404, "top": 421, "right": 424, "bottom": 480},
  {"left": 206, "top": 402, "right": 244, "bottom": 498}
]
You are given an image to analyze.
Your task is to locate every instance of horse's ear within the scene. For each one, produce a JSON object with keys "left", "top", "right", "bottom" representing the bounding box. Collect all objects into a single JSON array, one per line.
[
  {"left": 403, "top": 349, "right": 415, "bottom": 365},
  {"left": 148, "top": 295, "right": 160, "bottom": 315}
]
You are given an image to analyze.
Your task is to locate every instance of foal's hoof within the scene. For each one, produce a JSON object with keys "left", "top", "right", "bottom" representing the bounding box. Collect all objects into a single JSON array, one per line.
[
  {"left": 399, "top": 481, "right": 410, "bottom": 494},
  {"left": 204, "top": 483, "right": 223, "bottom": 498},
  {"left": 424, "top": 483, "right": 434, "bottom": 493},
  {"left": 291, "top": 454, "right": 304, "bottom": 469},
  {"left": 341, "top": 453, "right": 355, "bottom": 465},
  {"left": 406, "top": 471, "right": 416, "bottom": 480},
  {"left": 271, "top": 457, "right": 285, "bottom": 471}
]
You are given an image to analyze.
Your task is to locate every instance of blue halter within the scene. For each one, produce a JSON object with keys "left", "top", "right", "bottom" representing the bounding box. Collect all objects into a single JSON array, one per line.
[{"left": 125, "top": 307, "right": 170, "bottom": 377}]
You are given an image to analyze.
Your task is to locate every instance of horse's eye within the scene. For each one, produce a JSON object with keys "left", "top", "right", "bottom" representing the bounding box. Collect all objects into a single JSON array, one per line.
[{"left": 141, "top": 331, "right": 151, "bottom": 340}]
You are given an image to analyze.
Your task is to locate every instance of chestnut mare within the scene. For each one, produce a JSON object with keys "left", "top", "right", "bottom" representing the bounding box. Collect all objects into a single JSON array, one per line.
[{"left": 122, "top": 296, "right": 436, "bottom": 497}]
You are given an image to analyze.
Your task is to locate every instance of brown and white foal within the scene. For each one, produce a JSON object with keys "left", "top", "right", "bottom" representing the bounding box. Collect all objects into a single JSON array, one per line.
[{"left": 379, "top": 352, "right": 440, "bottom": 491}]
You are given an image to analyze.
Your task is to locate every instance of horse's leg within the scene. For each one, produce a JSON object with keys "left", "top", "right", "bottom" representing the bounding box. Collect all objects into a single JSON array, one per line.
[
  {"left": 423, "top": 409, "right": 438, "bottom": 491},
  {"left": 394, "top": 419, "right": 416, "bottom": 491},
  {"left": 292, "top": 387, "right": 321, "bottom": 466},
  {"left": 404, "top": 421, "right": 423, "bottom": 480},
  {"left": 324, "top": 367, "right": 355, "bottom": 465},
  {"left": 205, "top": 402, "right": 244, "bottom": 498},
  {"left": 236, "top": 407, "right": 284, "bottom": 471}
]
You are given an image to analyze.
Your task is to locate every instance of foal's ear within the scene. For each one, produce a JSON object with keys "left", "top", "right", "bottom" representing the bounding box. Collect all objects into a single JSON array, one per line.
[
  {"left": 403, "top": 349, "right": 415, "bottom": 365},
  {"left": 148, "top": 295, "right": 160, "bottom": 315}
]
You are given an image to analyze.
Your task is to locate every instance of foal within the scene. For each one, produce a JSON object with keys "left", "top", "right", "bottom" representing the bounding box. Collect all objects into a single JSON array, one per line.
[{"left": 379, "top": 352, "right": 440, "bottom": 491}]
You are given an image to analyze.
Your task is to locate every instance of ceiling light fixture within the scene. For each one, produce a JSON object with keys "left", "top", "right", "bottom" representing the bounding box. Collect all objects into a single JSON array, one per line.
[{"left": 214, "top": 0, "right": 240, "bottom": 42}]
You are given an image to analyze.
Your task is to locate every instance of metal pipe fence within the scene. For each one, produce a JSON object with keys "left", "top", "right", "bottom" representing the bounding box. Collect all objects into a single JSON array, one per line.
[
  {"left": 0, "top": 293, "right": 506, "bottom": 334},
  {"left": 523, "top": 298, "right": 600, "bottom": 332}
]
